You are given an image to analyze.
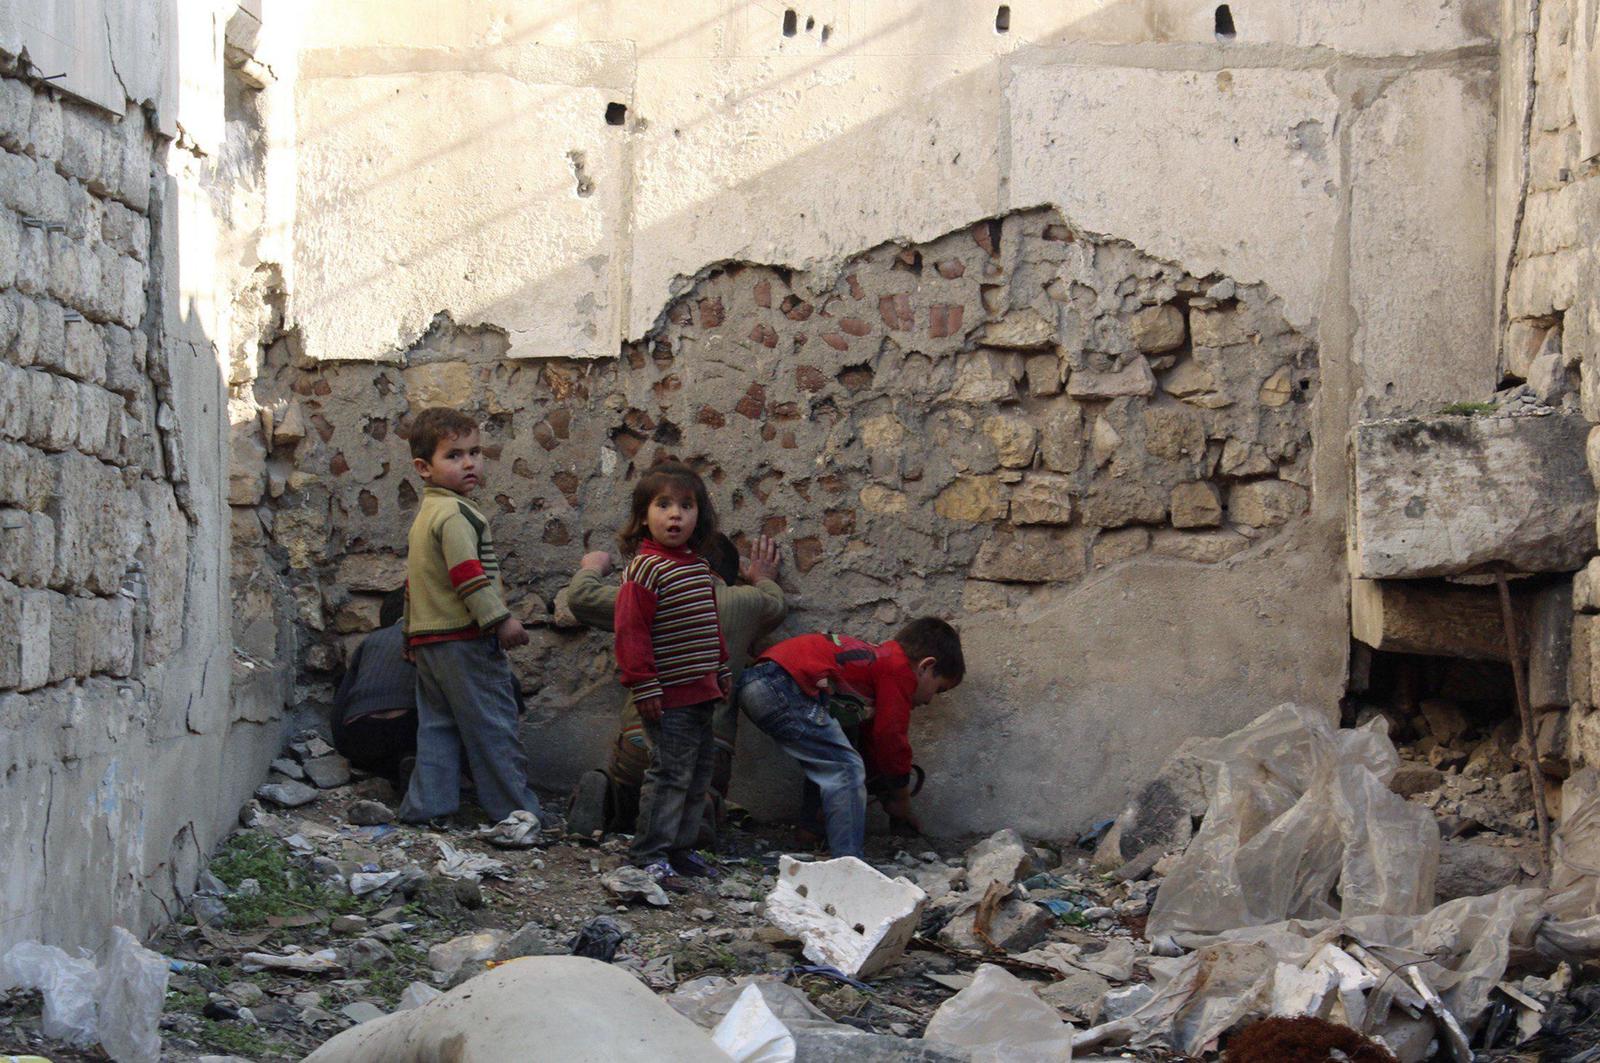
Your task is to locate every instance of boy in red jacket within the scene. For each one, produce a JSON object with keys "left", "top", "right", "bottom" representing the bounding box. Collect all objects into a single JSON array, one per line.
[{"left": 735, "top": 618, "right": 964, "bottom": 858}]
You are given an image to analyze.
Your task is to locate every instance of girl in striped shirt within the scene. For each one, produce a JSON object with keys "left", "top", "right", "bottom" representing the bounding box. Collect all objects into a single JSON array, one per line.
[{"left": 615, "top": 460, "right": 732, "bottom": 885}]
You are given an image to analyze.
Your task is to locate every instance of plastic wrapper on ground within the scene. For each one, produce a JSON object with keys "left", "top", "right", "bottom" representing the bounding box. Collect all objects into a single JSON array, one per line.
[{"left": 922, "top": 963, "right": 1075, "bottom": 1062}]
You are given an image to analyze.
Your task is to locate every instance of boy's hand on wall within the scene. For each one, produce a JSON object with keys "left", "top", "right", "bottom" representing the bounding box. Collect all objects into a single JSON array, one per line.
[
  {"left": 637, "top": 696, "right": 664, "bottom": 722},
  {"left": 495, "top": 615, "right": 530, "bottom": 649},
  {"left": 580, "top": 550, "right": 614, "bottom": 575},
  {"left": 741, "top": 534, "right": 781, "bottom": 583}
]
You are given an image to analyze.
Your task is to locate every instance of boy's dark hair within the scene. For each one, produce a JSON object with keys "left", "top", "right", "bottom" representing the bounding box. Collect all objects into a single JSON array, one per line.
[
  {"left": 617, "top": 460, "right": 718, "bottom": 556},
  {"left": 379, "top": 589, "right": 406, "bottom": 628},
  {"left": 704, "top": 533, "right": 740, "bottom": 584},
  {"left": 894, "top": 617, "right": 965, "bottom": 682},
  {"left": 409, "top": 407, "right": 480, "bottom": 462}
]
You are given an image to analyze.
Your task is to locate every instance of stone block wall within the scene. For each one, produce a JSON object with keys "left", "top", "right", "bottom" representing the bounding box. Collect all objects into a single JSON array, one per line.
[
  {"left": 1500, "top": 0, "right": 1600, "bottom": 781},
  {"left": 234, "top": 206, "right": 1318, "bottom": 832}
]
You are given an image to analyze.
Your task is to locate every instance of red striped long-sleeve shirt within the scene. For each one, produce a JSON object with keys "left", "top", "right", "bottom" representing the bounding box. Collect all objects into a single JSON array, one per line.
[{"left": 614, "top": 540, "right": 732, "bottom": 707}]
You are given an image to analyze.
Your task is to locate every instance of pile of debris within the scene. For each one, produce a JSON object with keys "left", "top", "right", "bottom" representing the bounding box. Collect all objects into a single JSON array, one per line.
[{"left": 5, "top": 705, "right": 1600, "bottom": 1061}]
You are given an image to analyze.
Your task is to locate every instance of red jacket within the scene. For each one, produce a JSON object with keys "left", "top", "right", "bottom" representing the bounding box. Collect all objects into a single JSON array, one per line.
[
  {"left": 757, "top": 634, "right": 917, "bottom": 779},
  {"left": 614, "top": 540, "right": 730, "bottom": 708}
]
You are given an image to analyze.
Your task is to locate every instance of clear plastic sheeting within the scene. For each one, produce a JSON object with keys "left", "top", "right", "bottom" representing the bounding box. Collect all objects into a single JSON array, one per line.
[
  {"left": 1073, "top": 943, "right": 1273, "bottom": 1057},
  {"left": 922, "top": 963, "right": 1076, "bottom": 1062},
  {"left": 710, "top": 984, "right": 798, "bottom": 1063},
  {"left": 1146, "top": 704, "right": 1440, "bottom": 941},
  {"left": 0, "top": 927, "right": 169, "bottom": 1063}
]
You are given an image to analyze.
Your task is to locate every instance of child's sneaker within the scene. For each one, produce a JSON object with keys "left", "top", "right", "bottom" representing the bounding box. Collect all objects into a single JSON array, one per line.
[
  {"left": 640, "top": 859, "right": 691, "bottom": 893},
  {"left": 669, "top": 851, "right": 721, "bottom": 879}
]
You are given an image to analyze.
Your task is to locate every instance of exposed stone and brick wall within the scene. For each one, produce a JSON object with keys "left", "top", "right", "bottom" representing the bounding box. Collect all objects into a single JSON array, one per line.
[
  {"left": 231, "top": 206, "right": 1317, "bottom": 817},
  {"left": 1497, "top": 0, "right": 1600, "bottom": 779}
]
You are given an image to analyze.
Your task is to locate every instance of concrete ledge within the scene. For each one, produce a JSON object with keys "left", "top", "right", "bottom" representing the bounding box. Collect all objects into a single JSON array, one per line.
[{"left": 1349, "top": 411, "right": 1595, "bottom": 579}]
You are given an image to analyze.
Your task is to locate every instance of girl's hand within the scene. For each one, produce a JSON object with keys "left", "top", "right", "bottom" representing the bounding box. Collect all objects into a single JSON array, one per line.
[
  {"left": 718, "top": 675, "right": 733, "bottom": 700},
  {"left": 637, "top": 696, "right": 664, "bottom": 722}
]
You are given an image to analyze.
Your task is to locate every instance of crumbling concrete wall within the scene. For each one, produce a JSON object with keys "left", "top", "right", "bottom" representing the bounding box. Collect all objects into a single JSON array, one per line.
[
  {"left": 259, "top": 1, "right": 1498, "bottom": 836},
  {"left": 239, "top": 208, "right": 1331, "bottom": 835},
  {"left": 0, "top": 1, "right": 297, "bottom": 953},
  {"left": 1499, "top": 0, "right": 1600, "bottom": 777}
]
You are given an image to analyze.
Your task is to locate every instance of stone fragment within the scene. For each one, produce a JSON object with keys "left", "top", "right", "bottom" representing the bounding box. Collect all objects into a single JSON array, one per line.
[
  {"left": 933, "top": 477, "right": 1007, "bottom": 523},
  {"left": 397, "top": 982, "right": 443, "bottom": 1012},
  {"left": 1576, "top": 559, "right": 1600, "bottom": 613},
  {"left": 1351, "top": 579, "right": 1530, "bottom": 661},
  {"left": 860, "top": 484, "right": 910, "bottom": 515},
  {"left": 1037, "top": 969, "right": 1111, "bottom": 1023},
  {"left": 1151, "top": 528, "right": 1250, "bottom": 563},
  {"left": 764, "top": 855, "right": 926, "bottom": 978},
  {"left": 971, "top": 527, "right": 1086, "bottom": 583},
  {"left": 1419, "top": 699, "right": 1470, "bottom": 746},
  {"left": 1093, "top": 526, "right": 1150, "bottom": 567},
  {"left": 1131, "top": 304, "right": 1186, "bottom": 353},
  {"left": 1537, "top": 712, "right": 1568, "bottom": 777},
  {"left": 1435, "top": 839, "right": 1522, "bottom": 902},
  {"left": 256, "top": 780, "right": 319, "bottom": 808},
  {"left": 1009, "top": 474, "right": 1073, "bottom": 526},
  {"left": 331, "top": 915, "right": 368, "bottom": 934},
  {"left": 981, "top": 308, "right": 1054, "bottom": 349},
  {"left": 1025, "top": 353, "right": 1062, "bottom": 396},
  {"left": 982, "top": 415, "right": 1037, "bottom": 468},
  {"left": 335, "top": 553, "right": 407, "bottom": 593},
  {"left": 965, "top": 829, "right": 1034, "bottom": 894},
  {"left": 949, "top": 352, "right": 1017, "bottom": 404},
  {"left": 346, "top": 938, "right": 394, "bottom": 971},
  {"left": 1228, "top": 480, "right": 1307, "bottom": 528},
  {"left": 303, "top": 754, "right": 353, "bottom": 789},
  {"left": 1067, "top": 358, "right": 1155, "bottom": 399},
  {"left": 1079, "top": 482, "right": 1166, "bottom": 528},
  {"left": 1169, "top": 481, "right": 1221, "bottom": 528},
  {"left": 427, "top": 931, "right": 507, "bottom": 978},
  {"left": 936, "top": 898, "right": 1053, "bottom": 953},
  {"left": 1259, "top": 367, "right": 1294, "bottom": 407},
  {"left": 493, "top": 922, "right": 564, "bottom": 962},
  {"left": 1389, "top": 763, "right": 1444, "bottom": 797},
  {"left": 302, "top": 957, "right": 725, "bottom": 1062},
  {"left": 271, "top": 757, "right": 306, "bottom": 780},
  {"left": 347, "top": 800, "right": 394, "bottom": 826},
  {"left": 1350, "top": 412, "right": 1596, "bottom": 579},
  {"left": 1038, "top": 403, "right": 1083, "bottom": 473},
  {"left": 1161, "top": 359, "right": 1216, "bottom": 399}
]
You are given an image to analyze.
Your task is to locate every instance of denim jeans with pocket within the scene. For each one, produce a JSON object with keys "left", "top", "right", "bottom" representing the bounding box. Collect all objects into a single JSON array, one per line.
[{"left": 737, "top": 661, "right": 867, "bottom": 858}]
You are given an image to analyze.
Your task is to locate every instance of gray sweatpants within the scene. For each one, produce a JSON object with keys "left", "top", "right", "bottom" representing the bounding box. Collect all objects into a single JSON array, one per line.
[{"left": 398, "top": 637, "right": 542, "bottom": 823}]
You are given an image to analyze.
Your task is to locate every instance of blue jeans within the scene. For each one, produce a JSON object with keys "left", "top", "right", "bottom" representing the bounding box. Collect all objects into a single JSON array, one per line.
[
  {"left": 399, "top": 637, "right": 542, "bottom": 824},
  {"left": 737, "top": 661, "right": 867, "bottom": 859},
  {"left": 630, "top": 700, "right": 716, "bottom": 866}
]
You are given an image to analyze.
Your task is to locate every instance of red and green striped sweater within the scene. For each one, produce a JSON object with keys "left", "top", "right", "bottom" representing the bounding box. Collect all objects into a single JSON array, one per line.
[
  {"left": 614, "top": 539, "right": 732, "bottom": 707},
  {"left": 403, "top": 486, "right": 511, "bottom": 646}
]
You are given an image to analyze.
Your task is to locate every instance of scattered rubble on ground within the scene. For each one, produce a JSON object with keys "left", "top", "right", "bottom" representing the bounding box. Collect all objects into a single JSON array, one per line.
[{"left": 5, "top": 710, "right": 1600, "bottom": 1061}]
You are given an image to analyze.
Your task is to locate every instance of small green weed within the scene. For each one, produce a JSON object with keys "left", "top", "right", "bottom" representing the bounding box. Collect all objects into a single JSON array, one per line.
[
  {"left": 1438, "top": 401, "right": 1498, "bottom": 415},
  {"left": 207, "top": 833, "right": 361, "bottom": 929}
]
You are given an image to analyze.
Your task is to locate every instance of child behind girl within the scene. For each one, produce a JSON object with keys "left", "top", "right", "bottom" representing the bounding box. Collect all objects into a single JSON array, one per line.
[{"left": 615, "top": 460, "right": 732, "bottom": 886}]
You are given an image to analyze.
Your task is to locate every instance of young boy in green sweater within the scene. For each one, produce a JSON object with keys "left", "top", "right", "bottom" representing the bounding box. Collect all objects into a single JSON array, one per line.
[{"left": 398, "top": 407, "right": 555, "bottom": 829}]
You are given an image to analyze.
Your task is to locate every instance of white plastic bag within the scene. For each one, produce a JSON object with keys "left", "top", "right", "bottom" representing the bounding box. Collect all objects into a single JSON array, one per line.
[
  {"left": 923, "top": 964, "right": 1075, "bottom": 1062},
  {"left": 711, "top": 984, "right": 797, "bottom": 1063},
  {"left": 1147, "top": 704, "right": 1439, "bottom": 940},
  {"left": 95, "top": 927, "right": 169, "bottom": 1063},
  {"left": 0, "top": 941, "right": 99, "bottom": 1045}
]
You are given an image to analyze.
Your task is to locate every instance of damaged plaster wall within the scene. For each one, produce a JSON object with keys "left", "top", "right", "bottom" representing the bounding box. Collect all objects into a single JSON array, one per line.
[
  {"left": 0, "top": 0, "right": 298, "bottom": 953},
  {"left": 247, "top": 209, "right": 1325, "bottom": 836},
  {"left": 253, "top": 1, "right": 1500, "bottom": 836},
  {"left": 1496, "top": 0, "right": 1600, "bottom": 774}
]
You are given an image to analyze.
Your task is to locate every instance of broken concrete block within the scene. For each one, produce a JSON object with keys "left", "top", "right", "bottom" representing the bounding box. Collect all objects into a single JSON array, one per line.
[
  {"left": 1352, "top": 578, "right": 1532, "bottom": 661},
  {"left": 1389, "top": 762, "right": 1445, "bottom": 797},
  {"left": 1037, "top": 969, "right": 1111, "bottom": 1023},
  {"left": 302, "top": 956, "right": 726, "bottom": 1062},
  {"left": 764, "top": 856, "right": 925, "bottom": 979},
  {"left": 1350, "top": 411, "right": 1596, "bottom": 578},
  {"left": 302, "top": 754, "right": 352, "bottom": 789},
  {"left": 965, "top": 829, "right": 1034, "bottom": 894},
  {"left": 937, "top": 898, "right": 1053, "bottom": 954},
  {"left": 256, "top": 780, "right": 318, "bottom": 808}
]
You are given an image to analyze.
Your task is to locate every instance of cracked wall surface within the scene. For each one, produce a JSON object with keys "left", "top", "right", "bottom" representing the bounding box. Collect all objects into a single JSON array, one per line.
[
  {"left": 235, "top": 207, "right": 1332, "bottom": 835},
  {"left": 0, "top": 2, "right": 295, "bottom": 953}
]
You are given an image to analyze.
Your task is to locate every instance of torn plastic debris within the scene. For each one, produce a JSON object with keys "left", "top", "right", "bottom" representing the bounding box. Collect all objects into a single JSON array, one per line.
[
  {"left": 568, "top": 916, "right": 628, "bottom": 962},
  {"left": 0, "top": 926, "right": 170, "bottom": 1063},
  {"left": 763, "top": 856, "right": 926, "bottom": 979},
  {"left": 477, "top": 810, "right": 544, "bottom": 849},
  {"left": 433, "top": 840, "right": 509, "bottom": 882},
  {"left": 922, "top": 963, "right": 1076, "bottom": 1062},
  {"left": 1146, "top": 703, "right": 1440, "bottom": 941},
  {"left": 602, "top": 865, "right": 671, "bottom": 907},
  {"left": 239, "top": 946, "right": 342, "bottom": 974}
]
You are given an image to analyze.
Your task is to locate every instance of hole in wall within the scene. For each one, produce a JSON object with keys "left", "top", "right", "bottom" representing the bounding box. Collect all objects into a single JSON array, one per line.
[
  {"left": 805, "top": 15, "right": 815, "bottom": 30},
  {"left": 783, "top": 9, "right": 798, "bottom": 36},
  {"left": 1214, "top": 4, "right": 1236, "bottom": 40},
  {"left": 995, "top": 5, "right": 1011, "bottom": 32},
  {"left": 605, "top": 102, "right": 627, "bottom": 126},
  {"left": 821, "top": 24, "right": 832, "bottom": 44}
]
